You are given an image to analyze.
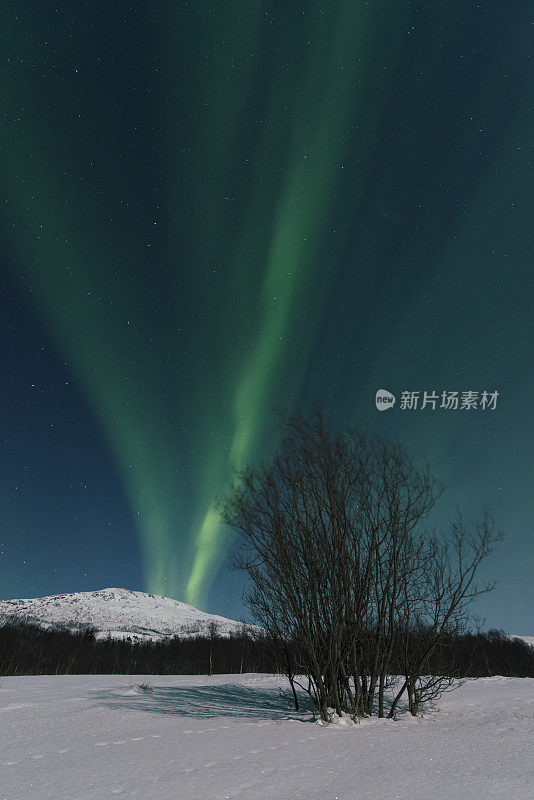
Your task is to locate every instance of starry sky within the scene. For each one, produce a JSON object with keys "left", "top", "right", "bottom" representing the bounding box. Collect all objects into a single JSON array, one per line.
[{"left": 1, "top": 1, "right": 532, "bottom": 633}]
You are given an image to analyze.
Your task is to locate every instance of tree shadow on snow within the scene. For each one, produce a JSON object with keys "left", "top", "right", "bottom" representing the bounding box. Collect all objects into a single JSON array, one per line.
[{"left": 94, "top": 683, "right": 316, "bottom": 721}]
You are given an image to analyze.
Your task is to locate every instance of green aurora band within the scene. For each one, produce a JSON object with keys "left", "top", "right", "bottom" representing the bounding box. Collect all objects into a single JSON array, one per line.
[
  {"left": 2, "top": 2, "right": 404, "bottom": 607},
  {"left": 6, "top": 2, "right": 530, "bottom": 614}
]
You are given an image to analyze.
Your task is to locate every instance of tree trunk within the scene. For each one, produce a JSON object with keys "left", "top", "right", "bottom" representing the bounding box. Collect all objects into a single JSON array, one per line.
[
  {"left": 378, "top": 672, "right": 385, "bottom": 718},
  {"left": 288, "top": 673, "right": 299, "bottom": 711}
]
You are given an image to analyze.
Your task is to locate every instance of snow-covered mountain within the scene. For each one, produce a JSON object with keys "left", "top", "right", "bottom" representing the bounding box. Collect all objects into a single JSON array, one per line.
[
  {"left": 0, "top": 588, "right": 252, "bottom": 642},
  {"left": 510, "top": 634, "right": 534, "bottom": 648}
]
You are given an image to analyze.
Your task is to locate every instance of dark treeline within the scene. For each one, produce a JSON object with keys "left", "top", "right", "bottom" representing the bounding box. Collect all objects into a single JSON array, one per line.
[
  {"left": 434, "top": 630, "right": 534, "bottom": 679},
  {"left": 0, "top": 622, "right": 273, "bottom": 676},
  {"left": 0, "top": 621, "right": 532, "bottom": 678},
  {"left": 369, "top": 628, "right": 534, "bottom": 680}
]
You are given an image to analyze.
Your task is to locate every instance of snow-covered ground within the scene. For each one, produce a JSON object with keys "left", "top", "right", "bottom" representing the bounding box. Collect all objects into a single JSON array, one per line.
[{"left": 0, "top": 673, "right": 532, "bottom": 800}]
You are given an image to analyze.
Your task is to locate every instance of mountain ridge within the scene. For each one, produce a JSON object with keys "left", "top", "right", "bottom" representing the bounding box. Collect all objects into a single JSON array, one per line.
[{"left": 0, "top": 587, "right": 252, "bottom": 642}]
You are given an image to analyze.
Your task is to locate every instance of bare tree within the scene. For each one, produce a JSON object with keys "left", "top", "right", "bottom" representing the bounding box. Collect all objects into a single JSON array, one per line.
[
  {"left": 221, "top": 408, "right": 500, "bottom": 722},
  {"left": 388, "top": 511, "right": 501, "bottom": 717}
]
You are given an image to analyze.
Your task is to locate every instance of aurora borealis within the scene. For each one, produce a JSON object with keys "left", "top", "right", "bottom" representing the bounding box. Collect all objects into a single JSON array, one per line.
[{"left": 1, "top": 2, "right": 532, "bottom": 632}]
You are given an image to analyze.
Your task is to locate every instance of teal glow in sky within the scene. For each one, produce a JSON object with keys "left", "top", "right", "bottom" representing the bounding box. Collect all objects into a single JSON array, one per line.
[{"left": 0, "top": 1, "right": 532, "bottom": 632}]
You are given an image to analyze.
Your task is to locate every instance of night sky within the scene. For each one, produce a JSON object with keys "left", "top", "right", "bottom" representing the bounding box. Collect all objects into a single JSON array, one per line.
[{"left": 1, "top": 2, "right": 532, "bottom": 633}]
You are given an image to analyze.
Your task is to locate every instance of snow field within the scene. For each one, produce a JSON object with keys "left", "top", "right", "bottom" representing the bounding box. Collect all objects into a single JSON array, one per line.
[{"left": 0, "top": 673, "right": 532, "bottom": 800}]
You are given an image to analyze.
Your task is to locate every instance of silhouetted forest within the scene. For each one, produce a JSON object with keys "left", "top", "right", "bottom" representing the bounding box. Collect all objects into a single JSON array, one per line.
[
  {"left": 0, "top": 621, "right": 533, "bottom": 678},
  {"left": 0, "top": 622, "right": 270, "bottom": 675}
]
